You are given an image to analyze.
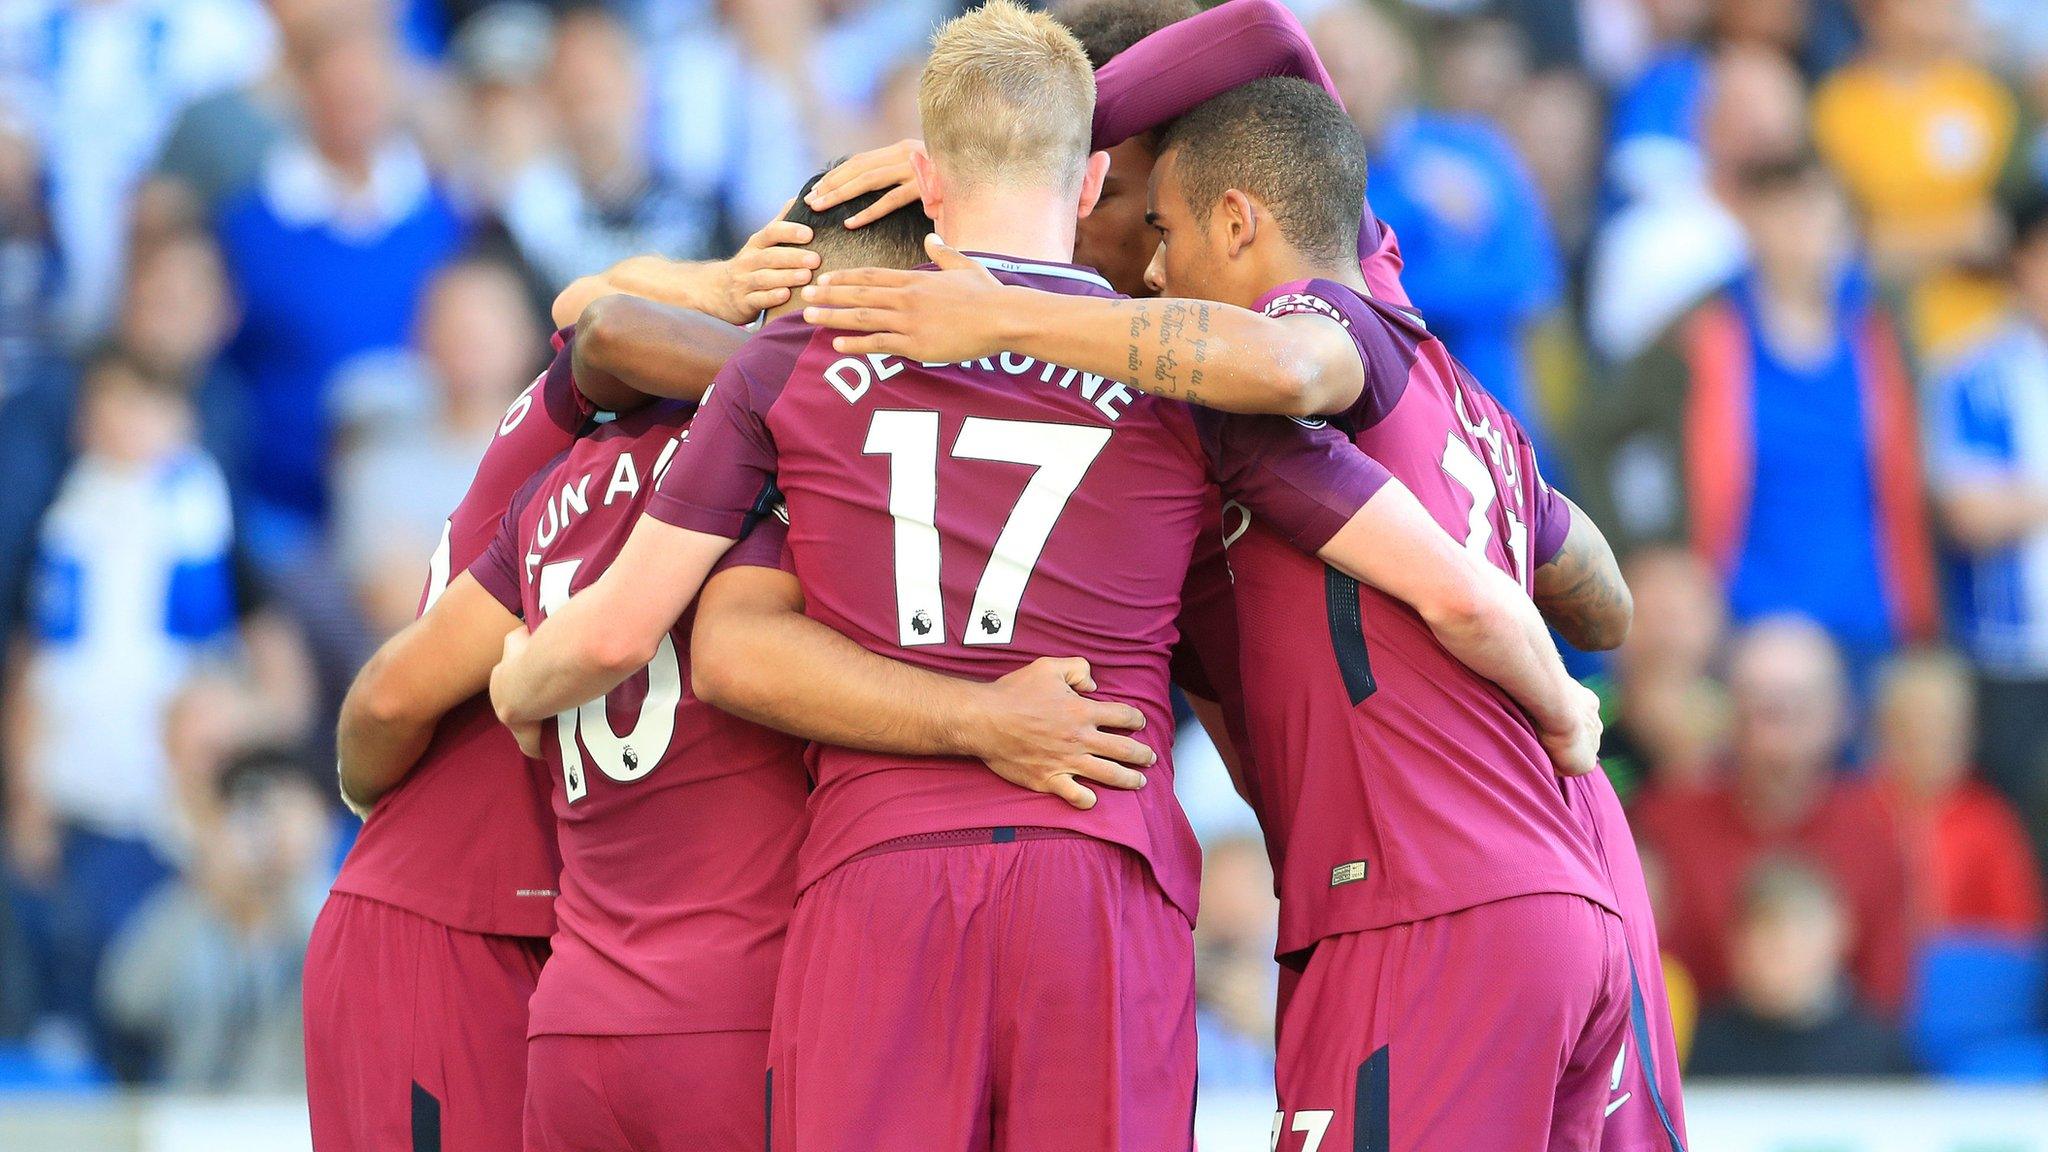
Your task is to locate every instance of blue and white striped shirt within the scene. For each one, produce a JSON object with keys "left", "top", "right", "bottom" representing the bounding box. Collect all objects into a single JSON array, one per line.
[{"left": 1928, "top": 316, "right": 2048, "bottom": 673}]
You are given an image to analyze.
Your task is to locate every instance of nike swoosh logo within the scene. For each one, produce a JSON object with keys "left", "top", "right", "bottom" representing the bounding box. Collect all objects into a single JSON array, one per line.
[{"left": 1605, "top": 1092, "right": 1632, "bottom": 1118}]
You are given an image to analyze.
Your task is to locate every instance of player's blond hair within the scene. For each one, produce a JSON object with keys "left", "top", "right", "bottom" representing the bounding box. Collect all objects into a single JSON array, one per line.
[{"left": 919, "top": 0, "right": 1096, "bottom": 193}]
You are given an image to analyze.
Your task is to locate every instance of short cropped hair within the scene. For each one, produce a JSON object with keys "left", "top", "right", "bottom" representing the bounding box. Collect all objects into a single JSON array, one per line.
[
  {"left": 1158, "top": 77, "right": 1366, "bottom": 266},
  {"left": 783, "top": 167, "right": 929, "bottom": 272},
  {"left": 919, "top": 0, "right": 1096, "bottom": 193},
  {"left": 1056, "top": 0, "right": 1199, "bottom": 68}
]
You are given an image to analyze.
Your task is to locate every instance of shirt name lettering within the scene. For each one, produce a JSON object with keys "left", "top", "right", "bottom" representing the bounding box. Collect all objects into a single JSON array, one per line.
[{"left": 822, "top": 352, "right": 1133, "bottom": 422}]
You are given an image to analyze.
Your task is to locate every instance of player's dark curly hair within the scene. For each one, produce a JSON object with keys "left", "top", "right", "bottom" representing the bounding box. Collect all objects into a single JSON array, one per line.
[
  {"left": 1158, "top": 77, "right": 1367, "bottom": 268},
  {"left": 782, "top": 167, "right": 930, "bottom": 273},
  {"left": 1054, "top": 0, "right": 1200, "bottom": 69}
]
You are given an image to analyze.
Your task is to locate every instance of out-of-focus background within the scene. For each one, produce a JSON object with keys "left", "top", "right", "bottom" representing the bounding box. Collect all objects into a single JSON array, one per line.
[{"left": 2, "top": 0, "right": 2047, "bottom": 1145}]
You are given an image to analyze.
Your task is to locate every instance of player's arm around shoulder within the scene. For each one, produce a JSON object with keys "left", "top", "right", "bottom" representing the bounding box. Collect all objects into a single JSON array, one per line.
[
  {"left": 1532, "top": 496, "right": 1633, "bottom": 652},
  {"left": 337, "top": 574, "right": 522, "bottom": 815},
  {"left": 803, "top": 238, "right": 1363, "bottom": 418}
]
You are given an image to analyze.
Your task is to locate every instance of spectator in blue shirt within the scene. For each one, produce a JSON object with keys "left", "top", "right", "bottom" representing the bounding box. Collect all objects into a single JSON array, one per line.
[
  {"left": 1311, "top": 4, "right": 1564, "bottom": 456},
  {"left": 4, "top": 351, "right": 236, "bottom": 1071},
  {"left": 214, "top": 20, "right": 462, "bottom": 562},
  {"left": 1925, "top": 194, "right": 2048, "bottom": 868}
]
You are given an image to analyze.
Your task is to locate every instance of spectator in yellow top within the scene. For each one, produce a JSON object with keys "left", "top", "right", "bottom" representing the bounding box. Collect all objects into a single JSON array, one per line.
[{"left": 1813, "top": 0, "right": 2017, "bottom": 352}]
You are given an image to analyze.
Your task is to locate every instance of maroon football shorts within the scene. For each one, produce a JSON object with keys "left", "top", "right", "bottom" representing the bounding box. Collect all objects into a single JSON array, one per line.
[
  {"left": 1273, "top": 893, "right": 1632, "bottom": 1152},
  {"left": 767, "top": 829, "right": 1197, "bottom": 1152},
  {"left": 305, "top": 892, "right": 546, "bottom": 1152}
]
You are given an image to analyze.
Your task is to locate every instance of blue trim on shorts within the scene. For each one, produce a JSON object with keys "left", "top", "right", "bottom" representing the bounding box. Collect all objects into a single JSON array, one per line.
[{"left": 1625, "top": 953, "right": 1686, "bottom": 1152}]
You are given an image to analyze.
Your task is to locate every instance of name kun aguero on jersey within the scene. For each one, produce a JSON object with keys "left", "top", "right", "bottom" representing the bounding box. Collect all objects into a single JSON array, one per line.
[
  {"left": 821, "top": 349, "right": 1139, "bottom": 422},
  {"left": 522, "top": 427, "right": 684, "bottom": 582}
]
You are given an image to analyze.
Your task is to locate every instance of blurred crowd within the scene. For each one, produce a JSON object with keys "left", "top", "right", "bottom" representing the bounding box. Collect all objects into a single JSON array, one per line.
[{"left": 3, "top": 0, "right": 2048, "bottom": 1096}]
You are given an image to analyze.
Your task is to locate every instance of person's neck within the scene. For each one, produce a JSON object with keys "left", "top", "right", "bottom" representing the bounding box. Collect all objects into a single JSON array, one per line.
[
  {"left": 1267, "top": 249, "right": 1370, "bottom": 298},
  {"left": 933, "top": 191, "right": 1079, "bottom": 266},
  {"left": 1753, "top": 265, "right": 1838, "bottom": 364}
]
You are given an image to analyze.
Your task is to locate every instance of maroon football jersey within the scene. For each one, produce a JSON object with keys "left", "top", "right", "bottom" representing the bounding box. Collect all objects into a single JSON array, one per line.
[
  {"left": 328, "top": 329, "right": 588, "bottom": 938},
  {"left": 1226, "top": 279, "right": 1617, "bottom": 957},
  {"left": 471, "top": 402, "right": 808, "bottom": 1037},
  {"left": 648, "top": 254, "right": 1389, "bottom": 923}
]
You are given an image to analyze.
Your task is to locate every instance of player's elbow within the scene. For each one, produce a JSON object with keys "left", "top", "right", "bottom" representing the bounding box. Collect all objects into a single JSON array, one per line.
[
  {"left": 345, "top": 650, "right": 432, "bottom": 731},
  {"left": 583, "top": 625, "right": 661, "bottom": 685},
  {"left": 575, "top": 294, "right": 630, "bottom": 358},
  {"left": 1415, "top": 563, "right": 1500, "bottom": 640},
  {"left": 688, "top": 618, "right": 762, "bottom": 713},
  {"left": 1577, "top": 590, "right": 1634, "bottom": 653}
]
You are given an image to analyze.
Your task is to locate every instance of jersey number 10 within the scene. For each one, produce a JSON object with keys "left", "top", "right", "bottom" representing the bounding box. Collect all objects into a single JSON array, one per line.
[
  {"left": 864, "top": 411, "right": 1110, "bottom": 648},
  {"left": 537, "top": 559, "right": 682, "bottom": 803}
]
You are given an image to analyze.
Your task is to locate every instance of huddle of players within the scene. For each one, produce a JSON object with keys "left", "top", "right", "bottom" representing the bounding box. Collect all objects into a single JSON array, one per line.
[{"left": 304, "top": 2, "right": 1692, "bottom": 1151}]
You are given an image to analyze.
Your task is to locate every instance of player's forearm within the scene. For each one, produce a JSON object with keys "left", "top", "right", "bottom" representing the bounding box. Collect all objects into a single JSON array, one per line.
[
  {"left": 692, "top": 604, "right": 993, "bottom": 756},
  {"left": 335, "top": 650, "right": 442, "bottom": 812},
  {"left": 552, "top": 257, "right": 724, "bottom": 329},
  {"left": 1425, "top": 564, "right": 1583, "bottom": 738},
  {"left": 1532, "top": 504, "right": 1632, "bottom": 652},
  {"left": 493, "top": 596, "right": 653, "bottom": 726},
  {"left": 573, "top": 295, "right": 748, "bottom": 409},
  {"left": 1000, "top": 290, "right": 1342, "bottom": 416}
]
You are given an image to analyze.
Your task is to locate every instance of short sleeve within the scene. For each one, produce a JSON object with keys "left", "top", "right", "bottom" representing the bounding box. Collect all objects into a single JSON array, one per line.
[
  {"left": 645, "top": 353, "right": 783, "bottom": 538},
  {"left": 465, "top": 509, "right": 525, "bottom": 617},
  {"left": 1199, "top": 411, "right": 1391, "bottom": 552},
  {"left": 1258, "top": 279, "right": 1418, "bottom": 431},
  {"left": 1529, "top": 475, "right": 1573, "bottom": 570},
  {"left": 713, "top": 506, "right": 795, "bottom": 576}
]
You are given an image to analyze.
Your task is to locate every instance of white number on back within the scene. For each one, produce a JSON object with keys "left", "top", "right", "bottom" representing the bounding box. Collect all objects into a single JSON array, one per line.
[
  {"left": 536, "top": 559, "right": 682, "bottom": 802},
  {"left": 1439, "top": 434, "right": 1529, "bottom": 585},
  {"left": 864, "top": 412, "right": 1111, "bottom": 647}
]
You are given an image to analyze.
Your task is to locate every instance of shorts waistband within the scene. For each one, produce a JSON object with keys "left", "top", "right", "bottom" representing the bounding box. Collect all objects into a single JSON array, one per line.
[{"left": 848, "top": 826, "right": 1087, "bottom": 864}]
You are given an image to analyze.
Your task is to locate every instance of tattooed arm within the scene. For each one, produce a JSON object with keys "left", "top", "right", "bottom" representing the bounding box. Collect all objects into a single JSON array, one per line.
[
  {"left": 1532, "top": 496, "right": 1632, "bottom": 652},
  {"left": 803, "top": 237, "right": 1365, "bottom": 417}
]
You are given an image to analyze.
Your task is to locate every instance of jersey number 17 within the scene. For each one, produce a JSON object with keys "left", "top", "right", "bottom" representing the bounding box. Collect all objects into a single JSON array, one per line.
[{"left": 864, "top": 411, "right": 1110, "bottom": 648}]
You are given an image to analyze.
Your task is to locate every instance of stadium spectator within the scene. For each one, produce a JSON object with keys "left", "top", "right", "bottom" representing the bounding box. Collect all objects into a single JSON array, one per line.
[
  {"left": 139, "top": 0, "right": 386, "bottom": 240},
  {"left": 494, "top": 7, "right": 715, "bottom": 293},
  {"left": 1504, "top": 67, "right": 1605, "bottom": 259},
  {"left": 1926, "top": 195, "right": 2048, "bottom": 867},
  {"left": 1688, "top": 855, "right": 1918, "bottom": 1078},
  {"left": 113, "top": 231, "right": 245, "bottom": 493},
  {"left": 1635, "top": 617, "right": 1914, "bottom": 1016},
  {"left": 1596, "top": 547, "right": 1729, "bottom": 799},
  {"left": 3, "top": 351, "right": 235, "bottom": 1066},
  {"left": 437, "top": 3, "right": 556, "bottom": 219},
  {"left": 1311, "top": 1, "right": 1563, "bottom": 450},
  {"left": 0, "top": 0, "right": 276, "bottom": 341},
  {"left": 1589, "top": 44, "right": 1802, "bottom": 362},
  {"left": 1814, "top": 0, "right": 2015, "bottom": 353},
  {"left": 1581, "top": 154, "right": 1937, "bottom": 671},
  {"left": 214, "top": 19, "right": 463, "bottom": 558},
  {"left": 1870, "top": 651, "right": 2045, "bottom": 937},
  {"left": 329, "top": 254, "right": 545, "bottom": 638},
  {"left": 1586, "top": 44, "right": 1809, "bottom": 365},
  {"left": 0, "top": 118, "right": 69, "bottom": 650},
  {"left": 98, "top": 747, "right": 331, "bottom": 1092},
  {"left": 1193, "top": 834, "right": 1278, "bottom": 1092}
]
